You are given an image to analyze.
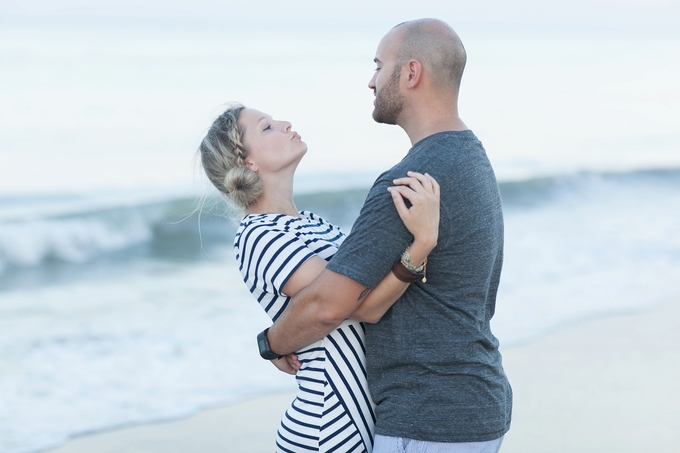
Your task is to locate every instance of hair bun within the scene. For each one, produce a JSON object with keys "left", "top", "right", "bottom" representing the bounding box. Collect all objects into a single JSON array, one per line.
[{"left": 224, "top": 167, "right": 263, "bottom": 209}]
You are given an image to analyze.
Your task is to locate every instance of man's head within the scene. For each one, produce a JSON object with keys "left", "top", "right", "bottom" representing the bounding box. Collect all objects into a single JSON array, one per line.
[{"left": 369, "top": 19, "right": 467, "bottom": 126}]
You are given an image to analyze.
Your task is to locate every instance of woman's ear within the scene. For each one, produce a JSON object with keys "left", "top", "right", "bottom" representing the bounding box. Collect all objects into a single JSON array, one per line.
[{"left": 245, "top": 157, "right": 258, "bottom": 172}]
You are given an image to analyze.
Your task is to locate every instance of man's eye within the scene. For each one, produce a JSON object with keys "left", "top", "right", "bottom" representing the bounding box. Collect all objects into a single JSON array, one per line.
[{"left": 263, "top": 125, "right": 271, "bottom": 131}]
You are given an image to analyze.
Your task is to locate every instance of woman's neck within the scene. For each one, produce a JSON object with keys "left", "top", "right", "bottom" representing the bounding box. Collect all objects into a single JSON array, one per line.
[
  {"left": 247, "top": 197, "right": 299, "bottom": 217},
  {"left": 245, "top": 173, "right": 299, "bottom": 217}
]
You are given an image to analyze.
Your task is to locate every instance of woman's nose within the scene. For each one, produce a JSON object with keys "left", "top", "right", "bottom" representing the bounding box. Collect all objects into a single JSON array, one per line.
[{"left": 282, "top": 121, "right": 292, "bottom": 132}]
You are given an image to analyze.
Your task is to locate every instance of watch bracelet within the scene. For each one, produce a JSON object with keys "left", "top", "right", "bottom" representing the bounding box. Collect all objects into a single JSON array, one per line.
[
  {"left": 392, "top": 259, "right": 423, "bottom": 282},
  {"left": 401, "top": 247, "right": 426, "bottom": 273}
]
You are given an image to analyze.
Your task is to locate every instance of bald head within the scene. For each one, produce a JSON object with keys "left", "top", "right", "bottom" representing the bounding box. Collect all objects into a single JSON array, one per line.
[{"left": 391, "top": 19, "right": 467, "bottom": 94}]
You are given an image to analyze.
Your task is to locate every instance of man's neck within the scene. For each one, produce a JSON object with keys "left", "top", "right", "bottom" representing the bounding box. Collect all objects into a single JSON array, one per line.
[{"left": 404, "top": 116, "right": 469, "bottom": 146}]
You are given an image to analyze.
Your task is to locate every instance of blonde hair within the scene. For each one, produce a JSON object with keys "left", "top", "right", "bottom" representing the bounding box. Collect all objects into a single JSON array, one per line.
[{"left": 198, "top": 103, "right": 262, "bottom": 211}]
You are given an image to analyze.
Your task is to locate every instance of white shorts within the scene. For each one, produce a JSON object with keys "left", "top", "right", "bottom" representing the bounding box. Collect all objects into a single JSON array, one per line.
[{"left": 373, "top": 434, "right": 505, "bottom": 453}]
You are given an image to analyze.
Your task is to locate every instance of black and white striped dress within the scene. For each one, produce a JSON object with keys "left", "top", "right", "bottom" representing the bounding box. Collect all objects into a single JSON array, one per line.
[{"left": 235, "top": 211, "right": 376, "bottom": 453}]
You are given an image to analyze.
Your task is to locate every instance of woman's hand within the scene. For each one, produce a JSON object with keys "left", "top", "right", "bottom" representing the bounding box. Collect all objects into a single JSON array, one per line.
[
  {"left": 348, "top": 172, "right": 440, "bottom": 324},
  {"left": 388, "top": 171, "right": 440, "bottom": 262},
  {"left": 270, "top": 353, "right": 302, "bottom": 375}
]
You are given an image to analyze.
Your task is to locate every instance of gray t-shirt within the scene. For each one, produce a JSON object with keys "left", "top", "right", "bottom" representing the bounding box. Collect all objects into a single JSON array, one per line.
[{"left": 327, "top": 130, "right": 512, "bottom": 442}]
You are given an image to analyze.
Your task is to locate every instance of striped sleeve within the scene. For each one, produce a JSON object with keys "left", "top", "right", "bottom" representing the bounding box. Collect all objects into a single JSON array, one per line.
[{"left": 238, "top": 225, "right": 315, "bottom": 297}]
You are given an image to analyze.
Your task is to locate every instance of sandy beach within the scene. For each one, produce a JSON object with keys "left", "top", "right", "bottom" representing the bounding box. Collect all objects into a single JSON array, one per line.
[{"left": 48, "top": 298, "right": 680, "bottom": 453}]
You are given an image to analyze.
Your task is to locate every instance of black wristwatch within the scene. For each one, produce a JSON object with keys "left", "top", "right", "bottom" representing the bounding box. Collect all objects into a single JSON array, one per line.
[{"left": 257, "top": 328, "right": 283, "bottom": 360}]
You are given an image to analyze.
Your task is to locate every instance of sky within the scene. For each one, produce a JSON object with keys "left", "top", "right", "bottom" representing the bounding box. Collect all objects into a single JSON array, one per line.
[
  {"left": 2, "top": 0, "right": 679, "bottom": 32},
  {"left": 1, "top": 0, "right": 679, "bottom": 194}
]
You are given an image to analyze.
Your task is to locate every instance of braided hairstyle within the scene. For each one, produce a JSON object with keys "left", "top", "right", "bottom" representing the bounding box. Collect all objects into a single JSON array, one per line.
[{"left": 199, "top": 103, "right": 263, "bottom": 210}]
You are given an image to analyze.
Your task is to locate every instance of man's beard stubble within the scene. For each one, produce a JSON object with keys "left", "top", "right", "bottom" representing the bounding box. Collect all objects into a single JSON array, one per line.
[{"left": 372, "top": 66, "right": 404, "bottom": 125}]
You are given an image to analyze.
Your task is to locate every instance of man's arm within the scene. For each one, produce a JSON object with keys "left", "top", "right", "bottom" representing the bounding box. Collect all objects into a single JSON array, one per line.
[
  {"left": 265, "top": 171, "right": 430, "bottom": 354},
  {"left": 267, "top": 268, "right": 368, "bottom": 355}
]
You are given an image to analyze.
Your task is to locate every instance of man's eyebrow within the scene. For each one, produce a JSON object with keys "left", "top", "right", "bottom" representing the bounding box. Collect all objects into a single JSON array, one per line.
[{"left": 373, "top": 57, "right": 381, "bottom": 64}]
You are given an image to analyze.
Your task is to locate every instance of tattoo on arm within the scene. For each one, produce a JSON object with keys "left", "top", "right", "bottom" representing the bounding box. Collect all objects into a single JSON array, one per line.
[{"left": 357, "top": 288, "right": 371, "bottom": 302}]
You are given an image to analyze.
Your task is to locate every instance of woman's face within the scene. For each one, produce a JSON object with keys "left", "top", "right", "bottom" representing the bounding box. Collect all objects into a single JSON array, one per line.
[{"left": 239, "top": 108, "right": 307, "bottom": 175}]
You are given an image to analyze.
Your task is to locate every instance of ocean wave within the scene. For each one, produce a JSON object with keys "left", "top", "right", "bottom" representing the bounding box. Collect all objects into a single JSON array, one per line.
[
  {"left": 497, "top": 167, "right": 680, "bottom": 209},
  {"left": 0, "top": 194, "right": 216, "bottom": 272},
  {"left": 0, "top": 216, "right": 151, "bottom": 268},
  {"left": 1, "top": 167, "right": 678, "bottom": 272}
]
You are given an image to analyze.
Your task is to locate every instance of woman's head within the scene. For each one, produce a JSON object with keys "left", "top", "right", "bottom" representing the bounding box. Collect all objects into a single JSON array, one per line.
[
  {"left": 237, "top": 108, "right": 307, "bottom": 176},
  {"left": 198, "top": 103, "right": 262, "bottom": 210},
  {"left": 199, "top": 104, "right": 307, "bottom": 211}
]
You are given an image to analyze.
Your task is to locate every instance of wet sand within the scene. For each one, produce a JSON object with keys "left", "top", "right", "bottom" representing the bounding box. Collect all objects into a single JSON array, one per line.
[{"left": 48, "top": 298, "right": 680, "bottom": 453}]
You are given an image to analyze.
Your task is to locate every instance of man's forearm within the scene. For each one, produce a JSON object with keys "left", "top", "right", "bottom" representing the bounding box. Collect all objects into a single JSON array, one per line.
[
  {"left": 267, "top": 285, "right": 339, "bottom": 355},
  {"left": 266, "top": 268, "right": 367, "bottom": 355}
]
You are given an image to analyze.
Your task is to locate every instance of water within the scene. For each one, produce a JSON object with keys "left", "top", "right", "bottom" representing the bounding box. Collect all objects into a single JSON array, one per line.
[
  {"left": 1, "top": 9, "right": 680, "bottom": 453},
  {"left": 496, "top": 169, "right": 680, "bottom": 344},
  {"left": 2, "top": 169, "right": 679, "bottom": 452}
]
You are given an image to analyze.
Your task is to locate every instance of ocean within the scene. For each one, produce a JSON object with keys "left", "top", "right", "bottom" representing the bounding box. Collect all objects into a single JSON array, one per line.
[{"left": 1, "top": 10, "right": 680, "bottom": 453}]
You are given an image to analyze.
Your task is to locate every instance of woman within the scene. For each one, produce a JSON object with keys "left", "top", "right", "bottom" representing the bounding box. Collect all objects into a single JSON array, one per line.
[{"left": 198, "top": 103, "right": 439, "bottom": 453}]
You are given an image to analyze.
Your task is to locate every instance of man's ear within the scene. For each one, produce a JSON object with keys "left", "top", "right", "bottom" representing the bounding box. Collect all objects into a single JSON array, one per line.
[{"left": 405, "top": 59, "right": 422, "bottom": 89}]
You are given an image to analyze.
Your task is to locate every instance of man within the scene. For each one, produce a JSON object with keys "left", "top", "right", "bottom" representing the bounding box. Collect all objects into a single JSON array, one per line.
[{"left": 262, "top": 18, "right": 512, "bottom": 452}]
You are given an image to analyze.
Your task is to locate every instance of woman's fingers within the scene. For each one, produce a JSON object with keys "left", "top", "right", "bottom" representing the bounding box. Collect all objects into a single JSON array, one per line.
[
  {"left": 285, "top": 353, "right": 301, "bottom": 371},
  {"left": 388, "top": 185, "right": 422, "bottom": 210},
  {"left": 406, "top": 171, "right": 434, "bottom": 193},
  {"left": 389, "top": 172, "right": 441, "bottom": 249},
  {"left": 413, "top": 172, "right": 439, "bottom": 196},
  {"left": 392, "top": 172, "right": 438, "bottom": 197},
  {"left": 419, "top": 172, "right": 440, "bottom": 197},
  {"left": 389, "top": 172, "right": 440, "bottom": 237},
  {"left": 392, "top": 175, "right": 424, "bottom": 194},
  {"left": 270, "top": 358, "right": 295, "bottom": 375},
  {"left": 388, "top": 186, "right": 411, "bottom": 218},
  {"left": 270, "top": 353, "right": 301, "bottom": 375}
]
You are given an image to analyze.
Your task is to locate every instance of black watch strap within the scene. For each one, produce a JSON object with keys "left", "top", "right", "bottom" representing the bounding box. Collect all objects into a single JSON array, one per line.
[{"left": 257, "top": 328, "right": 283, "bottom": 360}]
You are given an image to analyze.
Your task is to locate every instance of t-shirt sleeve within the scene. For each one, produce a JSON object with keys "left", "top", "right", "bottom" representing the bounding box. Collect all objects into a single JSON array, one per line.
[
  {"left": 237, "top": 225, "right": 316, "bottom": 297},
  {"left": 326, "top": 173, "right": 413, "bottom": 289}
]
